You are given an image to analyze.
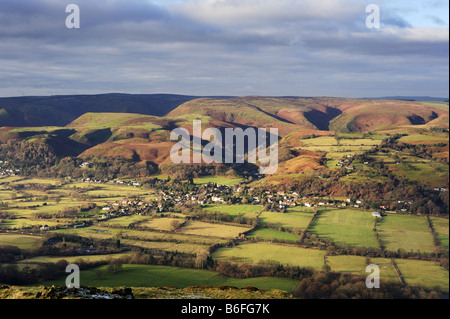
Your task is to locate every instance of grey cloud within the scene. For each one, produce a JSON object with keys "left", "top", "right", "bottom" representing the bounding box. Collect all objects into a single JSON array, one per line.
[{"left": 0, "top": 0, "right": 447, "bottom": 98}]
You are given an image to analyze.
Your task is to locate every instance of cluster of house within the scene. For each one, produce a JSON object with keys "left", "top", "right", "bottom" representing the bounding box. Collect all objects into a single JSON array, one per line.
[
  {"left": 100, "top": 199, "right": 154, "bottom": 220},
  {"left": 76, "top": 177, "right": 141, "bottom": 188},
  {"left": 33, "top": 173, "right": 430, "bottom": 232},
  {"left": 0, "top": 160, "right": 20, "bottom": 176},
  {"left": 335, "top": 155, "right": 357, "bottom": 170},
  {"left": 160, "top": 184, "right": 234, "bottom": 206}
]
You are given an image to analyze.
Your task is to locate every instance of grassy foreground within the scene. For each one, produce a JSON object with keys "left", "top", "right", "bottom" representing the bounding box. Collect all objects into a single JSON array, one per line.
[{"left": 38, "top": 264, "right": 300, "bottom": 293}]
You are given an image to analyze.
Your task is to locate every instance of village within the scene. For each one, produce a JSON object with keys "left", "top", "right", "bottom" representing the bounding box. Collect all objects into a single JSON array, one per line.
[{"left": 51, "top": 174, "right": 416, "bottom": 232}]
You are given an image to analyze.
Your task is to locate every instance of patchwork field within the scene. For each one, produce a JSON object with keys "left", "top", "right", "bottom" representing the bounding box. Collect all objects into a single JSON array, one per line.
[
  {"left": 203, "top": 204, "right": 263, "bottom": 219},
  {"left": 377, "top": 214, "right": 435, "bottom": 253},
  {"left": 139, "top": 217, "right": 186, "bottom": 231},
  {"left": 120, "top": 240, "right": 210, "bottom": 255},
  {"left": 398, "top": 133, "right": 448, "bottom": 145},
  {"left": 0, "top": 233, "right": 44, "bottom": 250},
  {"left": 259, "top": 209, "right": 314, "bottom": 232},
  {"left": 19, "top": 252, "right": 133, "bottom": 264},
  {"left": 0, "top": 175, "right": 448, "bottom": 295},
  {"left": 388, "top": 162, "right": 449, "bottom": 188},
  {"left": 327, "top": 255, "right": 400, "bottom": 284},
  {"left": 178, "top": 220, "right": 252, "bottom": 238},
  {"left": 430, "top": 217, "right": 449, "bottom": 250},
  {"left": 0, "top": 219, "right": 61, "bottom": 229},
  {"left": 193, "top": 176, "right": 245, "bottom": 186},
  {"left": 309, "top": 209, "right": 379, "bottom": 248},
  {"left": 395, "top": 259, "right": 449, "bottom": 292},
  {"left": 213, "top": 242, "right": 326, "bottom": 268},
  {"left": 101, "top": 215, "right": 152, "bottom": 227},
  {"left": 52, "top": 226, "right": 227, "bottom": 245},
  {"left": 246, "top": 228, "right": 300, "bottom": 242},
  {"left": 299, "top": 135, "right": 383, "bottom": 160}
]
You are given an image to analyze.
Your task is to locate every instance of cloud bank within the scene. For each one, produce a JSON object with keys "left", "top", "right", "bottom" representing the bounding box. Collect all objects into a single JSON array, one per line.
[{"left": 0, "top": 0, "right": 448, "bottom": 97}]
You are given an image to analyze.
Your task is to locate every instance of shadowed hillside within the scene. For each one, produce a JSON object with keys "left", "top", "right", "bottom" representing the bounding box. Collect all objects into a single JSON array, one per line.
[{"left": 0, "top": 94, "right": 208, "bottom": 127}]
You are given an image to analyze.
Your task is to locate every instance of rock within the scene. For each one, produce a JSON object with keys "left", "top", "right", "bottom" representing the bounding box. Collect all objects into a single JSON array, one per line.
[
  {"left": 216, "top": 286, "right": 239, "bottom": 291},
  {"left": 35, "top": 286, "right": 134, "bottom": 299}
]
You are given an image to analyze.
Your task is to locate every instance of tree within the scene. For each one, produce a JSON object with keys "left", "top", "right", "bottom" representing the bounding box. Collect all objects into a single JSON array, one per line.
[
  {"left": 170, "top": 219, "right": 183, "bottom": 231},
  {"left": 107, "top": 259, "right": 123, "bottom": 273},
  {"left": 195, "top": 251, "right": 211, "bottom": 269}
]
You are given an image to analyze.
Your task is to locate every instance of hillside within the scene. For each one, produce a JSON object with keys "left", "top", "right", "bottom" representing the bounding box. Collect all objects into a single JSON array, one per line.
[
  {"left": 0, "top": 93, "right": 203, "bottom": 127},
  {"left": 329, "top": 100, "right": 449, "bottom": 132},
  {"left": 0, "top": 95, "right": 448, "bottom": 183},
  {"left": 168, "top": 97, "right": 449, "bottom": 134}
]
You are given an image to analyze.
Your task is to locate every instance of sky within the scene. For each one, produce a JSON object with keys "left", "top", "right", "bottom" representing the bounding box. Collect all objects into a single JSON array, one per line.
[{"left": 0, "top": 0, "right": 448, "bottom": 98}]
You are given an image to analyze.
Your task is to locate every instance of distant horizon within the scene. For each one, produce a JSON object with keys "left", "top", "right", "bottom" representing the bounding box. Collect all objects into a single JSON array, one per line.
[{"left": 0, "top": 92, "right": 448, "bottom": 101}]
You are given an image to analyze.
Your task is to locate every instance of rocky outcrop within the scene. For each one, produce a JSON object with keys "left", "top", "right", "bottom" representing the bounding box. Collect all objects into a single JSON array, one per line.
[{"left": 35, "top": 286, "right": 134, "bottom": 299}]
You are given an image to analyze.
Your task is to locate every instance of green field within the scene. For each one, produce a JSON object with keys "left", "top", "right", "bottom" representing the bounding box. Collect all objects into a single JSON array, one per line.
[
  {"left": 246, "top": 228, "right": 299, "bottom": 242},
  {"left": 193, "top": 176, "right": 244, "bottom": 186},
  {"left": 178, "top": 220, "right": 252, "bottom": 238},
  {"left": 0, "top": 219, "right": 61, "bottom": 229},
  {"left": 327, "top": 255, "right": 401, "bottom": 284},
  {"left": 388, "top": 162, "right": 449, "bottom": 188},
  {"left": 213, "top": 242, "right": 326, "bottom": 268},
  {"left": 299, "top": 134, "right": 383, "bottom": 161},
  {"left": 309, "top": 209, "right": 378, "bottom": 248},
  {"left": 0, "top": 233, "right": 44, "bottom": 250},
  {"left": 11, "top": 177, "right": 62, "bottom": 185},
  {"left": 430, "top": 217, "right": 449, "bottom": 250},
  {"left": 301, "top": 136, "right": 339, "bottom": 146},
  {"left": 203, "top": 204, "right": 263, "bottom": 218},
  {"left": 398, "top": 134, "right": 448, "bottom": 145},
  {"left": 101, "top": 215, "right": 152, "bottom": 227},
  {"left": 52, "top": 226, "right": 228, "bottom": 245},
  {"left": 1, "top": 200, "right": 88, "bottom": 219},
  {"left": 377, "top": 214, "right": 435, "bottom": 253},
  {"left": 139, "top": 217, "right": 185, "bottom": 231},
  {"left": 302, "top": 145, "right": 375, "bottom": 153},
  {"left": 338, "top": 139, "right": 382, "bottom": 146},
  {"left": 325, "top": 159, "right": 339, "bottom": 169},
  {"left": 19, "top": 252, "right": 133, "bottom": 264},
  {"left": 335, "top": 132, "right": 365, "bottom": 139},
  {"left": 79, "top": 184, "right": 149, "bottom": 198},
  {"left": 120, "top": 240, "right": 210, "bottom": 255},
  {"left": 395, "top": 259, "right": 449, "bottom": 292},
  {"left": 39, "top": 264, "right": 300, "bottom": 292},
  {"left": 325, "top": 151, "right": 365, "bottom": 160},
  {"left": 259, "top": 209, "right": 314, "bottom": 231}
]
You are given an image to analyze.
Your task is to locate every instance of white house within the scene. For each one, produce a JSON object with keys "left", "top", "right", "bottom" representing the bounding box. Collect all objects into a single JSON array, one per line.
[
  {"left": 211, "top": 196, "right": 224, "bottom": 203},
  {"left": 372, "top": 211, "right": 382, "bottom": 218}
]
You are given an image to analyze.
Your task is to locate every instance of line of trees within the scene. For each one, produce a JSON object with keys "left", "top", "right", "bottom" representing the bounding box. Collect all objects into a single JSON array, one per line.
[{"left": 292, "top": 271, "right": 443, "bottom": 299}]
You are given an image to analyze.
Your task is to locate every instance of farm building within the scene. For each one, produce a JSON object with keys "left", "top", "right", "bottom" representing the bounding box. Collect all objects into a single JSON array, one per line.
[{"left": 372, "top": 211, "right": 382, "bottom": 218}]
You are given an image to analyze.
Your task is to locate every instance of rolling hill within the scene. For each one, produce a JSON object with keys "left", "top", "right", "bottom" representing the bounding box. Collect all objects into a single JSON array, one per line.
[
  {"left": 0, "top": 94, "right": 448, "bottom": 179},
  {"left": 168, "top": 96, "right": 449, "bottom": 133},
  {"left": 0, "top": 93, "right": 205, "bottom": 127}
]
